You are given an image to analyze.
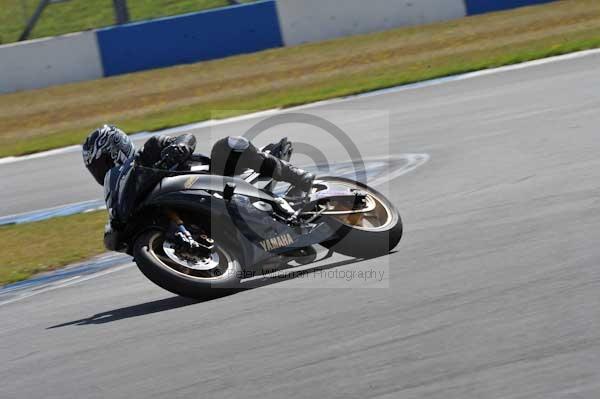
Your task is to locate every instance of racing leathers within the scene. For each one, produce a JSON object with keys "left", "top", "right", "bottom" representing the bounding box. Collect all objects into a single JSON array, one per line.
[
  {"left": 210, "top": 136, "right": 314, "bottom": 195},
  {"left": 136, "top": 134, "right": 313, "bottom": 194}
]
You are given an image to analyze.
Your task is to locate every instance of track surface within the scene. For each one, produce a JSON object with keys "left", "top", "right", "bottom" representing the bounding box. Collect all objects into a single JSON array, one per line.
[{"left": 2, "top": 54, "right": 600, "bottom": 398}]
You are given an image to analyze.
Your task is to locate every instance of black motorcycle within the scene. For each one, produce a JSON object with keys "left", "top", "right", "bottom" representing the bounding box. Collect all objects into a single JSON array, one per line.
[{"left": 104, "top": 141, "right": 402, "bottom": 298}]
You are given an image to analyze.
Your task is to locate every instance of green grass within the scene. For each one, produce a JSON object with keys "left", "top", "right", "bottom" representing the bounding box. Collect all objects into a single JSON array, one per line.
[
  {"left": 1, "top": 0, "right": 600, "bottom": 285},
  {"left": 0, "top": 0, "right": 255, "bottom": 44},
  {"left": 0, "top": 212, "right": 107, "bottom": 285},
  {"left": 1, "top": 0, "right": 599, "bottom": 158}
]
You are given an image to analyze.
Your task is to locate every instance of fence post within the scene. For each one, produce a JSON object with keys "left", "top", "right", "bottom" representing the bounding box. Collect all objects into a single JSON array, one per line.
[
  {"left": 18, "top": 0, "right": 51, "bottom": 41},
  {"left": 112, "top": 0, "right": 130, "bottom": 25}
]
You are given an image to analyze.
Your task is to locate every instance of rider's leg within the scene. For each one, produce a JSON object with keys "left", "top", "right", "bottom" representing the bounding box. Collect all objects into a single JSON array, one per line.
[
  {"left": 210, "top": 136, "right": 313, "bottom": 193},
  {"left": 211, "top": 136, "right": 258, "bottom": 176},
  {"left": 260, "top": 137, "right": 293, "bottom": 162}
]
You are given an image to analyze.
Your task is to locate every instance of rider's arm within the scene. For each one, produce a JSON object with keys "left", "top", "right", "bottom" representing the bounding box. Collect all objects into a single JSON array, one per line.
[
  {"left": 136, "top": 135, "right": 176, "bottom": 167},
  {"left": 136, "top": 134, "right": 197, "bottom": 168}
]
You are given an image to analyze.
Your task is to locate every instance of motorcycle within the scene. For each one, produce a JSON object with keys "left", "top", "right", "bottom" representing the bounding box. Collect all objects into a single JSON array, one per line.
[{"left": 103, "top": 140, "right": 402, "bottom": 298}]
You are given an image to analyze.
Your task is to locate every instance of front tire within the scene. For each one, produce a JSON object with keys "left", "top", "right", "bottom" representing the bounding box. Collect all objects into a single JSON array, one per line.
[{"left": 133, "top": 229, "right": 242, "bottom": 299}]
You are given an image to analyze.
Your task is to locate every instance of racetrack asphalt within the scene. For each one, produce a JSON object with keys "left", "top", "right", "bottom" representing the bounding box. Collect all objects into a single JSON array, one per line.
[{"left": 1, "top": 52, "right": 600, "bottom": 398}]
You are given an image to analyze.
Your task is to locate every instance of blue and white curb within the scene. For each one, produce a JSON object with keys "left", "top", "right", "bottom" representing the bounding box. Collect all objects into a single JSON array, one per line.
[
  {"left": 0, "top": 253, "right": 131, "bottom": 306},
  {"left": 0, "top": 199, "right": 106, "bottom": 226}
]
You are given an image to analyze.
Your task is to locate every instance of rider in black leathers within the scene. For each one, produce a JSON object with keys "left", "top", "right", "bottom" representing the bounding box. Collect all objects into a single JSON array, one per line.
[{"left": 82, "top": 125, "right": 314, "bottom": 250}]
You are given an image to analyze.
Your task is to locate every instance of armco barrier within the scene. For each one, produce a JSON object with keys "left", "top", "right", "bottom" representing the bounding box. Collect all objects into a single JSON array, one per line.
[
  {"left": 0, "top": 0, "right": 560, "bottom": 93},
  {"left": 275, "top": 0, "right": 467, "bottom": 46},
  {"left": 464, "top": 0, "right": 556, "bottom": 15},
  {"left": 96, "top": 1, "right": 283, "bottom": 76},
  {"left": 0, "top": 31, "right": 103, "bottom": 93}
]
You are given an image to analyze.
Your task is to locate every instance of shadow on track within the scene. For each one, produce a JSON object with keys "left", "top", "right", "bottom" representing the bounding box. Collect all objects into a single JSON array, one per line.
[
  {"left": 48, "top": 250, "right": 391, "bottom": 329},
  {"left": 47, "top": 296, "right": 202, "bottom": 328}
]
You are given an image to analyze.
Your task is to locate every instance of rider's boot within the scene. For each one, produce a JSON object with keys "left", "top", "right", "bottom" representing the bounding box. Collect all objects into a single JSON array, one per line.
[
  {"left": 278, "top": 162, "right": 315, "bottom": 201},
  {"left": 262, "top": 137, "right": 293, "bottom": 162}
]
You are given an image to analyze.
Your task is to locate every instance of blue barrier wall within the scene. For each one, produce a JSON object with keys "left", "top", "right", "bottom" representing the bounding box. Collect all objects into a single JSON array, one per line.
[
  {"left": 96, "top": 1, "right": 283, "bottom": 76},
  {"left": 464, "top": 0, "right": 557, "bottom": 15}
]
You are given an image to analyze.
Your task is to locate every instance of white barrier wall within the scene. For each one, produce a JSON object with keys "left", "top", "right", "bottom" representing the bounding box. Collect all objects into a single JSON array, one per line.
[
  {"left": 275, "top": 0, "right": 467, "bottom": 46},
  {"left": 0, "top": 31, "right": 103, "bottom": 93}
]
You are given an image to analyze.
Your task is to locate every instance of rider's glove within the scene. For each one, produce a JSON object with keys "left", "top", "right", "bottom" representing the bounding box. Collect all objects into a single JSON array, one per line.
[{"left": 160, "top": 143, "right": 192, "bottom": 168}]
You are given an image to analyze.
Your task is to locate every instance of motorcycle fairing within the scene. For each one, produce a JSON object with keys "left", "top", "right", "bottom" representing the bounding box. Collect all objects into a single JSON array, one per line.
[{"left": 139, "top": 174, "right": 338, "bottom": 269}]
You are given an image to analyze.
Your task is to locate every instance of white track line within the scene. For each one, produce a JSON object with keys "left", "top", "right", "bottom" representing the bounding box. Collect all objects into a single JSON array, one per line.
[
  {"left": 367, "top": 153, "right": 430, "bottom": 187},
  {"left": 1, "top": 48, "right": 599, "bottom": 166}
]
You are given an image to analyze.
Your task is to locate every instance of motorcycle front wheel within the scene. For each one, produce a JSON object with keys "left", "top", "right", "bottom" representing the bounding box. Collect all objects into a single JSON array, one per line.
[
  {"left": 133, "top": 229, "right": 242, "bottom": 299},
  {"left": 317, "top": 177, "right": 403, "bottom": 258}
]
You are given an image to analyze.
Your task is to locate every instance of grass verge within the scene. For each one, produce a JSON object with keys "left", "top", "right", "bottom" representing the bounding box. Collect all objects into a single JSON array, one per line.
[
  {"left": 0, "top": 212, "right": 106, "bottom": 285},
  {"left": 1, "top": 0, "right": 599, "bottom": 158}
]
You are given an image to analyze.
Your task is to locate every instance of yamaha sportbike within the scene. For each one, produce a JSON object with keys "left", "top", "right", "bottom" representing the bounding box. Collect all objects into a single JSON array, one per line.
[{"left": 104, "top": 141, "right": 402, "bottom": 298}]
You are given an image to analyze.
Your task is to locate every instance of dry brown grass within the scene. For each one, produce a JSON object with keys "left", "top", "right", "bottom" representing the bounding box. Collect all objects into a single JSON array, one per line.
[{"left": 1, "top": 0, "right": 599, "bottom": 157}]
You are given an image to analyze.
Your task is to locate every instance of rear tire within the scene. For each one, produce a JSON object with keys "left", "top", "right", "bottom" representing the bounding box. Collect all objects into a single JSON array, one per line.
[
  {"left": 319, "top": 177, "right": 403, "bottom": 258},
  {"left": 133, "top": 229, "right": 242, "bottom": 299},
  {"left": 322, "top": 217, "right": 402, "bottom": 258}
]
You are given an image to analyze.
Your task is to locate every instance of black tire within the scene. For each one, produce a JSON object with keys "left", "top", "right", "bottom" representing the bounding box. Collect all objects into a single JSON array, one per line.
[
  {"left": 319, "top": 177, "right": 403, "bottom": 258},
  {"left": 133, "top": 229, "right": 242, "bottom": 299}
]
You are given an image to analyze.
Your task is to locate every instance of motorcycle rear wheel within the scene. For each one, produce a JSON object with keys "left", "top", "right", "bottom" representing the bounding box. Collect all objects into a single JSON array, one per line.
[
  {"left": 133, "top": 229, "right": 242, "bottom": 299},
  {"left": 318, "top": 177, "right": 403, "bottom": 258}
]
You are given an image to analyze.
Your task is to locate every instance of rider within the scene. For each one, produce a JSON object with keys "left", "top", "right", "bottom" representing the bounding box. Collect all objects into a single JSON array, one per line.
[{"left": 82, "top": 125, "right": 314, "bottom": 249}]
